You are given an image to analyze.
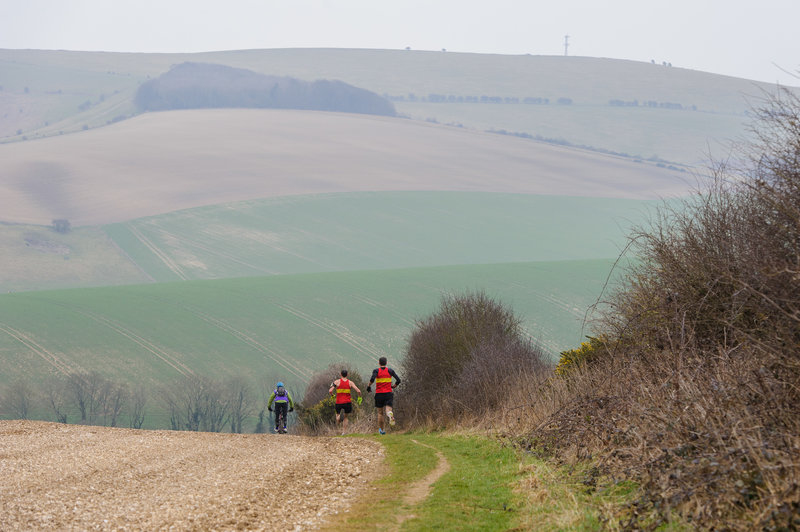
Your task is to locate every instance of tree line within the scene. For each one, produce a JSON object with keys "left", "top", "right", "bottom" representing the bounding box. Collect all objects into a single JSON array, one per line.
[
  {"left": 0, "top": 371, "right": 287, "bottom": 434},
  {"left": 135, "top": 62, "right": 396, "bottom": 117}
]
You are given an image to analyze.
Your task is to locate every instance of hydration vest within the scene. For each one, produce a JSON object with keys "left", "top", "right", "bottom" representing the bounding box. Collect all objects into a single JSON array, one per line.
[
  {"left": 375, "top": 367, "right": 392, "bottom": 394},
  {"left": 335, "top": 378, "right": 352, "bottom": 404},
  {"left": 274, "top": 386, "right": 289, "bottom": 403}
]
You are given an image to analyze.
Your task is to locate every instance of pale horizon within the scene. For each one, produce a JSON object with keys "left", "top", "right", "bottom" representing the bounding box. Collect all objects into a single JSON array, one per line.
[{"left": 1, "top": 0, "right": 798, "bottom": 87}]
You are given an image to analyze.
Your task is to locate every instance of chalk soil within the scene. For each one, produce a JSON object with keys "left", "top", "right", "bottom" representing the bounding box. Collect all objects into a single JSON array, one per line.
[{"left": 0, "top": 420, "right": 383, "bottom": 531}]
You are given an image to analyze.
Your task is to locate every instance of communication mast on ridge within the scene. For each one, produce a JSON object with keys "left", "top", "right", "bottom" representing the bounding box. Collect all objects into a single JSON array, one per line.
[{"left": 564, "top": 35, "right": 570, "bottom": 56}]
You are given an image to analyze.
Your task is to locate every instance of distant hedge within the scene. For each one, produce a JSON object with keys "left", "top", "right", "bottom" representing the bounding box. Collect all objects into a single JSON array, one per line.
[{"left": 135, "top": 62, "right": 396, "bottom": 117}]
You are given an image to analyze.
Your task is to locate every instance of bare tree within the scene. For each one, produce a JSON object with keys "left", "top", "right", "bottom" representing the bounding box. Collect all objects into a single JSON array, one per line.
[
  {"left": 227, "top": 376, "right": 254, "bottom": 434},
  {"left": 163, "top": 375, "right": 231, "bottom": 432},
  {"left": 45, "top": 377, "right": 69, "bottom": 423},
  {"left": 105, "top": 382, "right": 127, "bottom": 427},
  {"left": 2, "top": 379, "right": 35, "bottom": 419},
  {"left": 67, "top": 372, "right": 91, "bottom": 422},
  {"left": 128, "top": 385, "right": 147, "bottom": 429}
]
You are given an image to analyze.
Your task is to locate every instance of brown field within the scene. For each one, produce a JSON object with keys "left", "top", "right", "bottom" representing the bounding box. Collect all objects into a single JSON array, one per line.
[
  {"left": 0, "top": 109, "right": 692, "bottom": 226},
  {"left": 0, "top": 420, "right": 382, "bottom": 531}
]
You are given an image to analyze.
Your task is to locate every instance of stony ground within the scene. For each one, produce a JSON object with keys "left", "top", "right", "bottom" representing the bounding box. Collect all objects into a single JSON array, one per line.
[{"left": 0, "top": 420, "right": 383, "bottom": 531}]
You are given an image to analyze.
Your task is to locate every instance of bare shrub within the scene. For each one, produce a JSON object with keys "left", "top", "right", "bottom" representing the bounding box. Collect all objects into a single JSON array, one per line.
[
  {"left": 298, "top": 362, "right": 367, "bottom": 433},
  {"left": 400, "top": 291, "right": 550, "bottom": 425},
  {"left": 510, "top": 88, "right": 800, "bottom": 529},
  {"left": 299, "top": 362, "right": 367, "bottom": 410}
]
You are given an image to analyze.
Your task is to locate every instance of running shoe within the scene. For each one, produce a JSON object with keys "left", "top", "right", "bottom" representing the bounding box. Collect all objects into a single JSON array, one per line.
[
  {"left": 388, "top": 411, "right": 396, "bottom": 426},
  {"left": 378, "top": 428, "right": 386, "bottom": 435}
]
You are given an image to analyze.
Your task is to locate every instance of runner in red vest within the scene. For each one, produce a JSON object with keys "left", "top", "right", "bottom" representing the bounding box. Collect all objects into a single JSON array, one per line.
[
  {"left": 366, "top": 356, "right": 401, "bottom": 434},
  {"left": 328, "top": 369, "right": 362, "bottom": 435}
]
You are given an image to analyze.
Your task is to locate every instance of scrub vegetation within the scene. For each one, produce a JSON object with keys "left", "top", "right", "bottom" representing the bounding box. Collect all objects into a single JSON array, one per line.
[{"left": 296, "top": 90, "right": 800, "bottom": 529}]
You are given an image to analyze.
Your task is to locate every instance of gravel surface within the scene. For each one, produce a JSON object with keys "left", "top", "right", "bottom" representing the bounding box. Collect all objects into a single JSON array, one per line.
[{"left": 0, "top": 420, "right": 383, "bottom": 531}]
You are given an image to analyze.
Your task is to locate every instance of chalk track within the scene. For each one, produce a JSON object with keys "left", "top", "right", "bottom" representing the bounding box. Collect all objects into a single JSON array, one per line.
[{"left": 0, "top": 421, "right": 382, "bottom": 531}]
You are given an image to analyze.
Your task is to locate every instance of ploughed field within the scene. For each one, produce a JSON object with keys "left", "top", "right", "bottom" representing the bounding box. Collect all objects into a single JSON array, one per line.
[{"left": 0, "top": 421, "right": 382, "bottom": 531}]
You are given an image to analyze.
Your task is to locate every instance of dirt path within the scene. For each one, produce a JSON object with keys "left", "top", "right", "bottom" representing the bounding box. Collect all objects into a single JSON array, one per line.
[
  {"left": 392, "top": 439, "right": 451, "bottom": 530},
  {"left": 0, "top": 420, "right": 383, "bottom": 531}
]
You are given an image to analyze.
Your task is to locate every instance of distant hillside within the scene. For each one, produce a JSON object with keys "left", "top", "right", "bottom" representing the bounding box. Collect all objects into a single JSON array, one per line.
[
  {"left": 3, "top": 48, "right": 794, "bottom": 164},
  {"left": 0, "top": 109, "right": 689, "bottom": 226},
  {"left": 134, "top": 62, "right": 395, "bottom": 116}
]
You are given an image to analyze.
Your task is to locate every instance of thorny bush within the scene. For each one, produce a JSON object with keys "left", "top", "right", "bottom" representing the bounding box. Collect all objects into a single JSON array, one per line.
[{"left": 514, "top": 88, "right": 800, "bottom": 530}]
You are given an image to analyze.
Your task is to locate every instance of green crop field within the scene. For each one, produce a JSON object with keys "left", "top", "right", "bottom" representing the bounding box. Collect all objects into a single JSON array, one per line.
[
  {"left": 103, "top": 191, "right": 658, "bottom": 282},
  {"left": 0, "top": 259, "right": 617, "bottom": 393}
]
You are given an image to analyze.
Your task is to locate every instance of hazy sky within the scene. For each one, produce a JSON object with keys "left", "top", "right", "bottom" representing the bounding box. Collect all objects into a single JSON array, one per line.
[{"left": 1, "top": 0, "right": 798, "bottom": 86}]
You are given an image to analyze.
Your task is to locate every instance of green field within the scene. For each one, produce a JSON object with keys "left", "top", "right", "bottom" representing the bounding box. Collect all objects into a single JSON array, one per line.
[
  {"left": 102, "top": 191, "right": 656, "bottom": 282},
  {"left": 0, "top": 223, "right": 150, "bottom": 292},
  {"left": 0, "top": 259, "right": 616, "bottom": 391}
]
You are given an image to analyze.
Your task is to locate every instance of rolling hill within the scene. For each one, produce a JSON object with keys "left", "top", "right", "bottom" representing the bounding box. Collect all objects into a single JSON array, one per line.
[
  {"left": 0, "top": 47, "right": 756, "bottom": 425},
  {"left": 0, "top": 259, "right": 615, "bottom": 393},
  {"left": 0, "top": 108, "right": 689, "bottom": 227},
  {"left": 3, "top": 48, "right": 792, "bottom": 165}
]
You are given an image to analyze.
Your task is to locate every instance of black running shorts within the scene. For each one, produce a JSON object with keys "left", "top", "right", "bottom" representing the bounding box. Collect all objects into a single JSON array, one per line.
[
  {"left": 374, "top": 392, "right": 393, "bottom": 408},
  {"left": 335, "top": 402, "right": 353, "bottom": 414}
]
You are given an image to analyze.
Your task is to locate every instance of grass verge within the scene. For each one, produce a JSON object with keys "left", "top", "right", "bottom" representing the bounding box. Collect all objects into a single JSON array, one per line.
[
  {"left": 321, "top": 433, "right": 516, "bottom": 531},
  {"left": 323, "top": 431, "right": 680, "bottom": 531}
]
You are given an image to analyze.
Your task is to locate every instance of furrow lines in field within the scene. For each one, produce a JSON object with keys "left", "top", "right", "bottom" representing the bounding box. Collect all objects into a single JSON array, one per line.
[
  {"left": 73, "top": 311, "right": 194, "bottom": 378},
  {"left": 155, "top": 229, "right": 277, "bottom": 274},
  {"left": 351, "top": 295, "right": 415, "bottom": 326},
  {"left": 534, "top": 291, "right": 584, "bottom": 318},
  {"left": 277, "top": 304, "right": 383, "bottom": 362},
  {"left": 125, "top": 223, "right": 188, "bottom": 280},
  {"left": 182, "top": 308, "right": 309, "bottom": 382},
  {"left": 0, "top": 322, "right": 73, "bottom": 375}
]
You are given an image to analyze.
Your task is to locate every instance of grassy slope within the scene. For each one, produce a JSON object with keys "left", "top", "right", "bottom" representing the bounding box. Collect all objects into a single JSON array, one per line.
[
  {"left": 0, "top": 223, "right": 150, "bottom": 292},
  {"left": 400, "top": 101, "right": 747, "bottom": 165},
  {"left": 324, "top": 432, "right": 657, "bottom": 531},
  {"left": 2, "top": 48, "right": 786, "bottom": 165},
  {"left": 101, "top": 191, "right": 656, "bottom": 282},
  {"left": 0, "top": 259, "right": 615, "bottom": 390}
]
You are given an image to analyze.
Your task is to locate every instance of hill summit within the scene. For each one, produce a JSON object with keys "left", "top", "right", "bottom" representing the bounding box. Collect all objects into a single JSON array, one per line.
[{"left": 134, "top": 62, "right": 396, "bottom": 116}]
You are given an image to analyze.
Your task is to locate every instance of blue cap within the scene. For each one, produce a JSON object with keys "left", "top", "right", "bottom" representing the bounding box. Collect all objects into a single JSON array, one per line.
[{"left": 277, "top": 382, "right": 284, "bottom": 387}]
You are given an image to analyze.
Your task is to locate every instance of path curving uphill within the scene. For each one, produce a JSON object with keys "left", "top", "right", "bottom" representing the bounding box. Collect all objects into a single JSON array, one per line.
[{"left": 0, "top": 421, "right": 382, "bottom": 531}]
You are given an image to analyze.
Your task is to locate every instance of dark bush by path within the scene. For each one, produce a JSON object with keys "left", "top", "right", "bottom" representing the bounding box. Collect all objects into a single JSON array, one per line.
[{"left": 400, "top": 291, "right": 551, "bottom": 425}]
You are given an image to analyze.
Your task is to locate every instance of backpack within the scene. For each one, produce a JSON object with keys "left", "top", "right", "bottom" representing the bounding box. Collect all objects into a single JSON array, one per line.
[{"left": 276, "top": 385, "right": 287, "bottom": 398}]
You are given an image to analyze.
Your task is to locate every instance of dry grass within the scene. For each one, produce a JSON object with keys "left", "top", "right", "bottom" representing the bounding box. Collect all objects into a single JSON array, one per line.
[{"left": 502, "top": 346, "right": 800, "bottom": 529}]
